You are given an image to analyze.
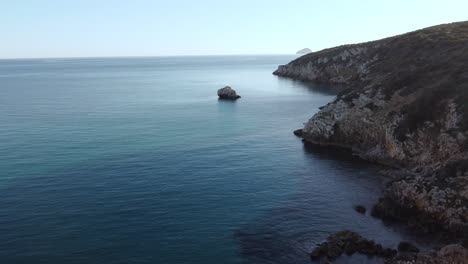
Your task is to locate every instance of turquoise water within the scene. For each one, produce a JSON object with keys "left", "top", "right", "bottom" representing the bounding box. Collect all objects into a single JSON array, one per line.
[{"left": 0, "top": 56, "right": 416, "bottom": 264}]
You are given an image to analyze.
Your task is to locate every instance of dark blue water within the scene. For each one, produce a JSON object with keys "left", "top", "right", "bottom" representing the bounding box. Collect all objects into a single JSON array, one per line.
[{"left": 0, "top": 56, "right": 420, "bottom": 264}]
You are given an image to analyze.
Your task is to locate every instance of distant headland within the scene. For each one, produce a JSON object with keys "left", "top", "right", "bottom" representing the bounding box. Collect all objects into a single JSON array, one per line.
[{"left": 296, "top": 48, "right": 312, "bottom": 55}]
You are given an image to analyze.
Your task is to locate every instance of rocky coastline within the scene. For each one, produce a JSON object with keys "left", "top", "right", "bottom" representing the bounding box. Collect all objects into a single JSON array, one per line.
[
  {"left": 309, "top": 230, "right": 468, "bottom": 263},
  {"left": 275, "top": 21, "right": 468, "bottom": 262}
]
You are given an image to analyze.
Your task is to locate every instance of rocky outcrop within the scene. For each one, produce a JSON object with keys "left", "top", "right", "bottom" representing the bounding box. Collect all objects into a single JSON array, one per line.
[
  {"left": 277, "top": 45, "right": 372, "bottom": 84},
  {"left": 310, "top": 230, "right": 397, "bottom": 261},
  {"left": 371, "top": 162, "right": 468, "bottom": 236},
  {"left": 275, "top": 21, "right": 468, "bottom": 240},
  {"left": 310, "top": 231, "right": 468, "bottom": 264},
  {"left": 293, "top": 129, "right": 303, "bottom": 137},
  {"left": 386, "top": 244, "right": 468, "bottom": 264},
  {"left": 218, "top": 86, "right": 241, "bottom": 100}
]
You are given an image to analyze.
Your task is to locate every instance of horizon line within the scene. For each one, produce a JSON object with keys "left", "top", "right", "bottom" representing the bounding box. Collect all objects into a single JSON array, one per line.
[{"left": 0, "top": 53, "right": 300, "bottom": 61}]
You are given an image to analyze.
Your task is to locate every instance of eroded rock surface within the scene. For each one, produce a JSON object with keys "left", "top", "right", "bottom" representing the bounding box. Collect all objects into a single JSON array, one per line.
[
  {"left": 311, "top": 231, "right": 468, "bottom": 264},
  {"left": 386, "top": 244, "right": 468, "bottom": 264}
]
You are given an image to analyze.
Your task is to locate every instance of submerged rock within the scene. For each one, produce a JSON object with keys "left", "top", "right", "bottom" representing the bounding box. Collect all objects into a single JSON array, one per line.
[
  {"left": 217, "top": 86, "right": 241, "bottom": 100},
  {"left": 354, "top": 205, "right": 366, "bottom": 214}
]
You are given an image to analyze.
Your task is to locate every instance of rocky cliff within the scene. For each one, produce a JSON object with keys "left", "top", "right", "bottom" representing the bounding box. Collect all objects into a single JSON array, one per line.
[{"left": 274, "top": 21, "right": 468, "bottom": 240}]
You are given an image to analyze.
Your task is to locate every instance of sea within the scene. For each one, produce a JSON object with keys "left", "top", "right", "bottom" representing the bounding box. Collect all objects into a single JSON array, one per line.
[{"left": 0, "top": 56, "right": 423, "bottom": 264}]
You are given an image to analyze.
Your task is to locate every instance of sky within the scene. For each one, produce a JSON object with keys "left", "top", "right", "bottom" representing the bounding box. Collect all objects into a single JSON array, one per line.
[{"left": 1, "top": 0, "right": 467, "bottom": 59}]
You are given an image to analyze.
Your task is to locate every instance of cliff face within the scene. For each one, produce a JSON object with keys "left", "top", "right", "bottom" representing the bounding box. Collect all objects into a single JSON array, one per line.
[{"left": 274, "top": 22, "right": 468, "bottom": 236}]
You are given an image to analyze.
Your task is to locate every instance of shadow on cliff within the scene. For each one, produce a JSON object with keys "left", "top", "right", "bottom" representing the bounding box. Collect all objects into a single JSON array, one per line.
[
  {"left": 275, "top": 76, "right": 345, "bottom": 96},
  {"left": 301, "top": 140, "right": 373, "bottom": 167}
]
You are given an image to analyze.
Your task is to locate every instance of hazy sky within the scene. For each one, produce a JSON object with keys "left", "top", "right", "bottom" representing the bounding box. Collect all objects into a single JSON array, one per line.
[{"left": 1, "top": 0, "right": 467, "bottom": 58}]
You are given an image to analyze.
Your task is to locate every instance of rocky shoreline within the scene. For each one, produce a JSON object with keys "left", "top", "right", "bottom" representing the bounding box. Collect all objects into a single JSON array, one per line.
[
  {"left": 310, "top": 230, "right": 468, "bottom": 263},
  {"left": 275, "top": 21, "right": 468, "bottom": 262}
]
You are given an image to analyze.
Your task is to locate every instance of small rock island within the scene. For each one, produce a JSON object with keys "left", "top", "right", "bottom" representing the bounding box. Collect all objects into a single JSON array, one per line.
[
  {"left": 217, "top": 86, "right": 241, "bottom": 100},
  {"left": 296, "top": 48, "right": 312, "bottom": 55}
]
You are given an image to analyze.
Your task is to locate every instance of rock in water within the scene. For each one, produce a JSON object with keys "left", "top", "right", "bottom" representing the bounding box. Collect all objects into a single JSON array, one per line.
[
  {"left": 354, "top": 205, "right": 366, "bottom": 214},
  {"left": 293, "top": 129, "right": 303, "bottom": 137},
  {"left": 217, "top": 86, "right": 241, "bottom": 100}
]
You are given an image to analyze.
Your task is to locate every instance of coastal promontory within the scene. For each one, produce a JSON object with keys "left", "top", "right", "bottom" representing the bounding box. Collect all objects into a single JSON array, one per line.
[{"left": 275, "top": 21, "right": 468, "bottom": 259}]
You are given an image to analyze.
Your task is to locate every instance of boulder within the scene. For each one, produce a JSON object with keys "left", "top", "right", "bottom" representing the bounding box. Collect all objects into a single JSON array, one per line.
[{"left": 217, "top": 86, "right": 241, "bottom": 100}]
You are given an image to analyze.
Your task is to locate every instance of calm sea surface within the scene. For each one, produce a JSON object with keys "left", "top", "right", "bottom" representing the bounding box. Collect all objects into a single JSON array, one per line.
[{"left": 0, "top": 56, "right": 421, "bottom": 264}]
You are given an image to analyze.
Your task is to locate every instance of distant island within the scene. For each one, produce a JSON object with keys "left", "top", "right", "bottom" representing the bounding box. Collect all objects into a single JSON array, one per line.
[
  {"left": 275, "top": 21, "right": 468, "bottom": 263},
  {"left": 296, "top": 48, "right": 312, "bottom": 55}
]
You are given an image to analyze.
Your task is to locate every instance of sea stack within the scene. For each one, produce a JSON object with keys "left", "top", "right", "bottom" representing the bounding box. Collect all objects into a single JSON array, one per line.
[{"left": 217, "top": 86, "right": 241, "bottom": 100}]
